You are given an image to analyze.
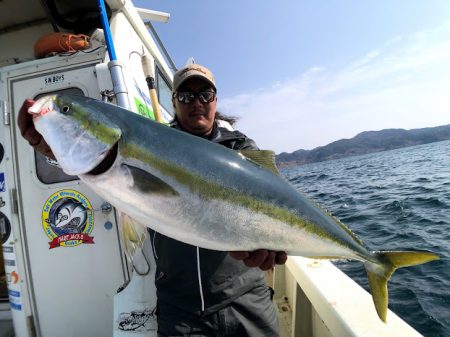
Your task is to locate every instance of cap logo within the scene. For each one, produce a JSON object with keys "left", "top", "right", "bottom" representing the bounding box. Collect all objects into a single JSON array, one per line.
[
  {"left": 180, "top": 66, "right": 208, "bottom": 76},
  {"left": 173, "top": 64, "right": 216, "bottom": 92}
]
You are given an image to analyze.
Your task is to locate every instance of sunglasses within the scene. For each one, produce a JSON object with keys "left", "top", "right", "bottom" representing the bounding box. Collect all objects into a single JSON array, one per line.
[{"left": 174, "top": 91, "right": 216, "bottom": 104}]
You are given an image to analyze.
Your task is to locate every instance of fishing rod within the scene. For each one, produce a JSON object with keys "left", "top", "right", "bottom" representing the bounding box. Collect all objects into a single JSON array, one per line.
[
  {"left": 141, "top": 54, "right": 162, "bottom": 122},
  {"left": 97, "top": 0, "right": 131, "bottom": 110}
]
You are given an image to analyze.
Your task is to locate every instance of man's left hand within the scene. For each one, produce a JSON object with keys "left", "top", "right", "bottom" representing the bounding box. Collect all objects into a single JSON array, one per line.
[{"left": 229, "top": 250, "right": 287, "bottom": 271}]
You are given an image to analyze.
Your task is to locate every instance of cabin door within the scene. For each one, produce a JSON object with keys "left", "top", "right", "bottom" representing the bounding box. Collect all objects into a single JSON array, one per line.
[{"left": 8, "top": 60, "right": 127, "bottom": 337}]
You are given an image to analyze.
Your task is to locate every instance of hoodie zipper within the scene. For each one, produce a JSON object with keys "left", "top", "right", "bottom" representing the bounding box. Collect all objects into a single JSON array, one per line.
[
  {"left": 152, "top": 230, "right": 205, "bottom": 311},
  {"left": 151, "top": 231, "right": 158, "bottom": 260},
  {"left": 196, "top": 247, "right": 205, "bottom": 312}
]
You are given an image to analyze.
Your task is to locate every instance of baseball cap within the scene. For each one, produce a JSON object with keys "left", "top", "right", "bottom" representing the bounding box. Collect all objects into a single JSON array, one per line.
[{"left": 172, "top": 64, "right": 216, "bottom": 93}]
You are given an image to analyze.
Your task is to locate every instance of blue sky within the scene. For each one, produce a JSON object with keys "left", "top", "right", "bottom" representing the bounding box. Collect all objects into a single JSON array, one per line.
[{"left": 136, "top": 1, "right": 450, "bottom": 153}]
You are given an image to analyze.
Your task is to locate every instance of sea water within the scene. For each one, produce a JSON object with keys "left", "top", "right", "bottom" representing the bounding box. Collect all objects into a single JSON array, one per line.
[{"left": 281, "top": 139, "right": 450, "bottom": 337}]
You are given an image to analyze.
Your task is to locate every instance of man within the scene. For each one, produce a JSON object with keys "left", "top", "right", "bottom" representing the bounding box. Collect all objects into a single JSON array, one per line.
[
  {"left": 17, "top": 63, "right": 287, "bottom": 336},
  {"left": 150, "top": 64, "right": 286, "bottom": 337}
]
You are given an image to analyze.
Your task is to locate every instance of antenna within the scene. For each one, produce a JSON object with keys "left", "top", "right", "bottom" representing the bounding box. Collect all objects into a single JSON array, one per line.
[
  {"left": 185, "top": 57, "right": 196, "bottom": 66},
  {"left": 144, "top": 20, "right": 178, "bottom": 73},
  {"left": 135, "top": 8, "right": 170, "bottom": 23}
]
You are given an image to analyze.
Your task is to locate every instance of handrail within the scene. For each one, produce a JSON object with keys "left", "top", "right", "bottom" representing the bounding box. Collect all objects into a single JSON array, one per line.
[{"left": 273, "top": 257, "right": 423, "bottom": 337}]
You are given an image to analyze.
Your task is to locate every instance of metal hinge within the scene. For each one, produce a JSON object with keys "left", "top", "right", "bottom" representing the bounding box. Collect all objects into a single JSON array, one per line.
[
  {"left": 27, "top": 315, "right": 37, "bottom": 337},
  {"left": 1, "top": 100, "right": 10, "bottom": 125},
  {"left": 10, "top": 188, "right": 18, "bottom": 214}
]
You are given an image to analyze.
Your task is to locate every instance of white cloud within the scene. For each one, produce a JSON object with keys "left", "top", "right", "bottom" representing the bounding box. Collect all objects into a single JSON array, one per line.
[{"left": 219, "top": 22, "right": 450, "bottom": 153}]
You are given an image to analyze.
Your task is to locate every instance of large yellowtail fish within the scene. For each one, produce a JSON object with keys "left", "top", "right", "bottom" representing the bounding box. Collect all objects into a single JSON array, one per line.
[{"left": 29, "top": 94, "right": 438, "bottom": 322}]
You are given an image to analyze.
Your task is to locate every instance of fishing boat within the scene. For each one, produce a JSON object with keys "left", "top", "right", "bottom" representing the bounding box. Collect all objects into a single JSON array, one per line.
[{"left": 0, "top": 1, "right": 425, "bottom": 336}]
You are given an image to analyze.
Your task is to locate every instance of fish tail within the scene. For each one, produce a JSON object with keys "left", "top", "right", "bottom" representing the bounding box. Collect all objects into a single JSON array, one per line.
[{"left": 365, "top": 250, "right": 439, "bottom": 322}]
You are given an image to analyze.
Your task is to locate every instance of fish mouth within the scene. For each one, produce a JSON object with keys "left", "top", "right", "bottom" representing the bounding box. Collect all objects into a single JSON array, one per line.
[{"left": 87, "top": 142, "right": 119, "bottom": 175}]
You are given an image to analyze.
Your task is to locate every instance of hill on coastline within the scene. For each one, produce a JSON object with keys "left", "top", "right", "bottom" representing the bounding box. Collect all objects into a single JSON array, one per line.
[{"left": 276, "top": 124, "right": 450, "bottom": 167}]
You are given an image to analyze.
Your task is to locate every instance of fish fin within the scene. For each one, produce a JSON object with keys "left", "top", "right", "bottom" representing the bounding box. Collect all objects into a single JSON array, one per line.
[
  {"left": 365, "top": 250, "right": 439, "bottom": 322},
  {"left": 120, "top": 213, "right": 152, "bottom": 274},
  {"left": 121, "top": 164, "right": 179, "bottom": 196},
  {"left": 238, "top": 150, "right": 281, "bottom": 175},
  {"left": 120, "top": 213, "right": 147, "bottom": 260}
]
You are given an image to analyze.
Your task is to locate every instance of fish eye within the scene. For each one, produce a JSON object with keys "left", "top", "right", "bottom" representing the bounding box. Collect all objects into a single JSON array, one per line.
[{"left": 62, "top": 105, "right": 70, "bottom": 114}]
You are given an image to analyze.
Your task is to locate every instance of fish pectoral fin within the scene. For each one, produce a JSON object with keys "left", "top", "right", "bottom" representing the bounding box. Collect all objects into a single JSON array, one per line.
[
  {"left": 365, "top": 250, "right": 439, "bottom": 322},
  {"left": 119, "top": 212, "right": 150, "bottom": 274},
  {"left": 121, "top": 164, "right": 179, "bottom": 196},
  {"left": 121, "top": 213, "right": 146, "bottom": 248},
  {"left": 238, "top": 150, "right": 281, "bottom": 175}
]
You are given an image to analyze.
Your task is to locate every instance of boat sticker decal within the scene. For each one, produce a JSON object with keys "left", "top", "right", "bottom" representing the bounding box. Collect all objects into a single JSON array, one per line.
[
  {"left": 8, "top": 271, "right": 19, "bottom": 284},
  {"left": 134, "top": 97, "right": 155, "bottom": 120},
  {"left": 42, "top": 189, "right": 95, "bottom": 249},
  {"left": 8, "top": 289, "right": 20, "bottom": 297},
  {"left": 9, "top": 301, "right": 22, "bottom": 311},
  {"left": 0, "top": 172, "right": 5, "bottom": 192},
  {"left": 8, "top": 287, "right": 22, "bottom": 311},
  {"left": 134, "top": 80, "right": 152, "bottom": 107},
  {"left": 1, "top": 212, "right": 11, "bottom": 244},
  {"left": 44, "top": 73, "right": 65, "bottom": 86},
  {"left": 4, "top": 259, "right": 15, "bottom": 266},
  {"left": 116, "top": 307, "right": 157, "bottom": 332},
  {"left": 3, "top": 246, "right": 13, "bottom": 253}
]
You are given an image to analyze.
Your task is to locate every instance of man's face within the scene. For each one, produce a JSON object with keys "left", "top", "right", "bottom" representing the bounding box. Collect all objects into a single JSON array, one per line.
[{"left": 172, "top": 77, "right": 217, "bottom": 136}]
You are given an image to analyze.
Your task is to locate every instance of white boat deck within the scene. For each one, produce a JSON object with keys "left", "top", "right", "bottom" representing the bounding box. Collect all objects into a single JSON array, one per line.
[{"left": 0, "top": 317, "right": 14, "bottom": 337}]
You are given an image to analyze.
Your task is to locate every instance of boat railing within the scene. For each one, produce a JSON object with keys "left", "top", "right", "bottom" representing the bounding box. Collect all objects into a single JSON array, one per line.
[{"left": 272, "top": 256, "right": 423, "bottom": 337}]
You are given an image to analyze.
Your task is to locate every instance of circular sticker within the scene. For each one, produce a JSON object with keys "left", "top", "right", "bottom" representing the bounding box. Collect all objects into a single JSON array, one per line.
[
  {"left": 42, "top": 190, "right": 95, "bottom": 249},
  {"left": 0, "top": 211, "right": 11, "bottom": 244},
  {"left": 0, "top": 142, "right": 4, "bottom": 164}
]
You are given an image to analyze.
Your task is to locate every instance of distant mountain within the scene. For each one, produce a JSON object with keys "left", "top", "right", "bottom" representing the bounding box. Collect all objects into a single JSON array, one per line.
[{"left": 276, "top": 124, "right": 450, "bottom": 167}]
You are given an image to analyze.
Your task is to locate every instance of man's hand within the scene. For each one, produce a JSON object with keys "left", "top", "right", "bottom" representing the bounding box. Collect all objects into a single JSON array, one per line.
[
  {"left": 17, "top": 99, "right": 55, "bottom": 159},
  {"left": 229, "top": 250, "right": 287, "bottom": 271}
]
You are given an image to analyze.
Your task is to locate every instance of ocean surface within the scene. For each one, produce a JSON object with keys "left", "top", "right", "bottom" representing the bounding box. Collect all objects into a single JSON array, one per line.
[{"left": 281, "top": 140, "right": 450, "bottom": 337}]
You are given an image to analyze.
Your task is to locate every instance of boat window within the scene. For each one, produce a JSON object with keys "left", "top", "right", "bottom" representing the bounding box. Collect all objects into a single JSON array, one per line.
[
  {"left": 34, "top": 88, "right": 84, "bottom": 185},
  {"left": 156, "top": 66, "right": 173, "bottom": 117}
]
